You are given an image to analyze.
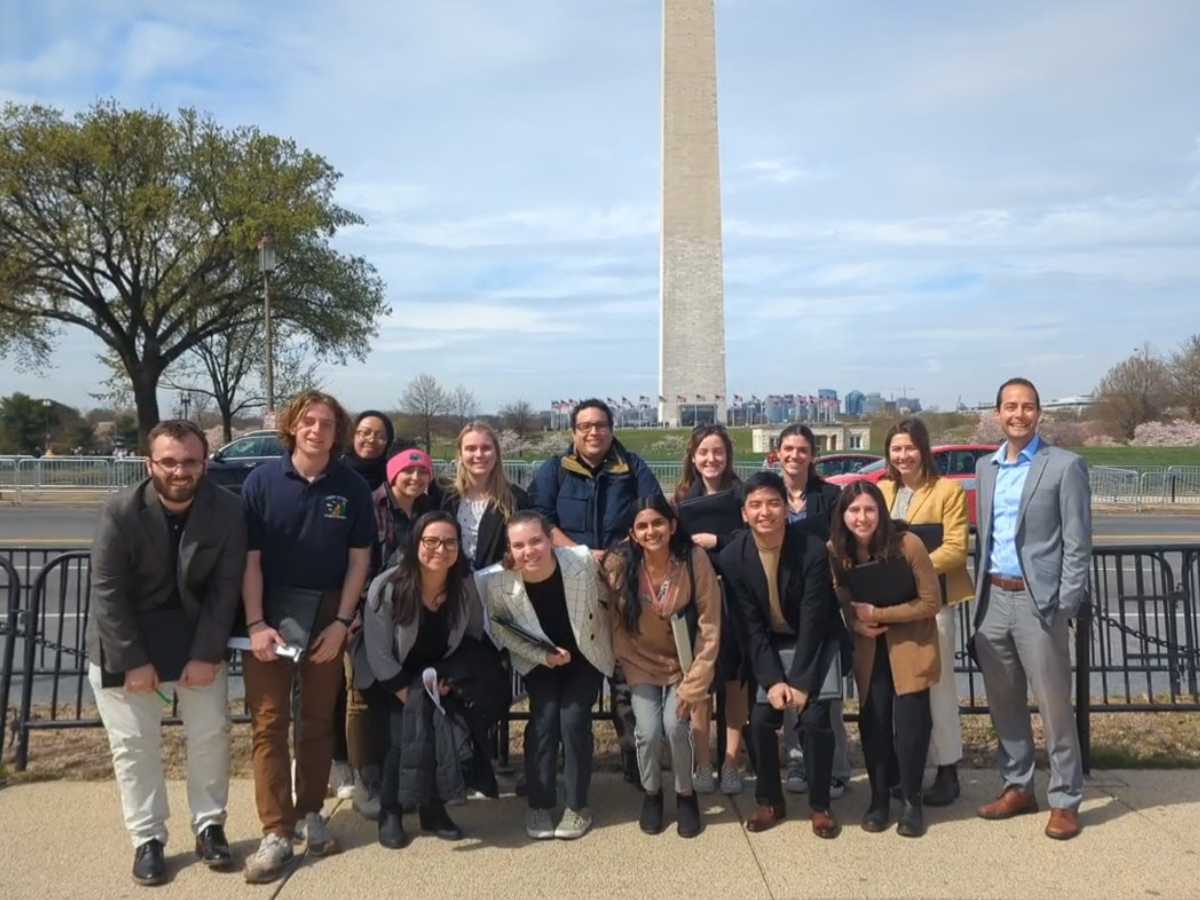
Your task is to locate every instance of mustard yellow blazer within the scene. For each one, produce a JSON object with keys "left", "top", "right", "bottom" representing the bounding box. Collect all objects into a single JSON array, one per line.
[{"left": 878, "top": 476, "right": 973, "bottom": 605}]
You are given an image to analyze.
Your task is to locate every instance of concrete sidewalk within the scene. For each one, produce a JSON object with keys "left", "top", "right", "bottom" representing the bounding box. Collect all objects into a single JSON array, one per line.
[{"left": 2, "top": 769, "right": 1198, "bottom": 899}]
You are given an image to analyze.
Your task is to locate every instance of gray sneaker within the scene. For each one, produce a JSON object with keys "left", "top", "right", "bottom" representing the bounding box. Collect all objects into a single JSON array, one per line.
[
  {"left": 352, "top": 768, "right": 382, "bottom": 821},
  {"left": 302, "top": 812, "right": 340, "bottom": 856},
  {"left": 693, "top": 764, "right": 716, "bottom": 794},
  {"left": 243, "top": 834, "right": 294, "bottom": 884},
  {"left": 785, "top": 761, "right": 809, "bottom": 794},
  {"left": 525, "top": 808, "right": 555, "bottom": 840},
  {"left": 554, "top": 807, "right": 593, "bottom": 840},
  {"left": 329, "top": 761, "right": 355, "bottom": 800},
  {"left": 720, "top": 763, "right": 744, "bottom": 795}
]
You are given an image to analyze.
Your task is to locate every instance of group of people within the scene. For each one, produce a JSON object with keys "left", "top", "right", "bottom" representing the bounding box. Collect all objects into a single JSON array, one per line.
[{"left": 85, "top": 377, "right": 1092, "bottom": 888}]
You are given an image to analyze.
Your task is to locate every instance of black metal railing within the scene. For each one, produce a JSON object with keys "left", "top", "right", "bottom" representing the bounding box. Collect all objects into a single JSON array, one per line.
[{"left": 4, "top": 544, "right": 1199, "bottom": 774}]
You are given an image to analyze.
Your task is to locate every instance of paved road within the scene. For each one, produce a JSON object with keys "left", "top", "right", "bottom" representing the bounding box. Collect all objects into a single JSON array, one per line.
[{"left": 2, "top": 506, "right": 1198, "bottom": 546}]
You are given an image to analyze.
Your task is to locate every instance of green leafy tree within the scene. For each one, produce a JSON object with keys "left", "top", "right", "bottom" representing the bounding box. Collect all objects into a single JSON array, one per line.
[{"left": 0, "top": 100, "right": 389, "bottom": 450}]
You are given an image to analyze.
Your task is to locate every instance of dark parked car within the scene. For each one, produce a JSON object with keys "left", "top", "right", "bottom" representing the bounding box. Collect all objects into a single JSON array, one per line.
[{"left": 206, "top": 430, "right": 284, "bottom": 492}]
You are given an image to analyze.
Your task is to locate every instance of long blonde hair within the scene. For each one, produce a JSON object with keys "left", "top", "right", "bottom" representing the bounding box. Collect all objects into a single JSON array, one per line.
[{"left": 448, "top": 421, "right": 516, "bottom": 520}]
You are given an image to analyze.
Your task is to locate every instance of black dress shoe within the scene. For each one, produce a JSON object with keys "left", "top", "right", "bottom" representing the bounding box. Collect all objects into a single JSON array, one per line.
[
  {"left": 639, "top": 791, "right": 664, "bottom": 835},
  {"left": 195, "top": 825, "right": 233, "bottom": 869},
  {"left": 861, "top": 798, "right": 891, "bottom": 833},
  {"left": 419, "top": 801, "right": 463, "bottom": 840},
  {"left": 132, "top": 838, "right": 168, "bottom": 886},
  {"left": 378, "top": 812, "right": 407, "bottom": 849},
  {"left": 897, "top": 801, "right": 926, "bottom": 838},
  {"left": 923, "top": 765, "right": 960, "bottom": 808}
]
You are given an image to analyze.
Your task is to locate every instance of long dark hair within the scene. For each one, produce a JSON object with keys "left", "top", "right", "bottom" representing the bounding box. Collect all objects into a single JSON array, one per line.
[
  {"left": 388, "top": 510, "right": 470, "bottom": 628},
  {"left": 674, "top": 424, "right": 740, "bottom": 499},
  {"left": 883, "top": 417, "right": 938, "bottom": 484},
  {"left": 828, "top": 481, "right": 909, "bottom": 575},
  {"left": 604, "top": 495, "right": 693, "bottom": 637}
]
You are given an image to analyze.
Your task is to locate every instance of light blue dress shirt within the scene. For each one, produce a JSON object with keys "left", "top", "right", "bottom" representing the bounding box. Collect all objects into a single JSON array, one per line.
[{"left": 987, "top": 434, "right": 1042, "bottom": 577}]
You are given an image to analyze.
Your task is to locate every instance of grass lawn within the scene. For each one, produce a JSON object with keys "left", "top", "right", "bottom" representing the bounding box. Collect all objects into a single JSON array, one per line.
[{"left": 433, "top": 427, "right": 1200, "bottom": 467}]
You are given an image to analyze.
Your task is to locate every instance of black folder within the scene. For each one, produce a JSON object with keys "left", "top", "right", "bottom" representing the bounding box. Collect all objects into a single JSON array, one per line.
[
  {"left": 841, "top": 555, "right": 917, "bottom": 608},
  {"left": 676, "top": 490, "right": 742, "bottom": 539},
  {"left": 264, "top": 586, "right": 325, "bottom": 651},
  {"left": 908, "top": 523, "right": 944, "bottom": 553},
  {"left": 492, "top": 616, "right": 559, "bottom": 653}
]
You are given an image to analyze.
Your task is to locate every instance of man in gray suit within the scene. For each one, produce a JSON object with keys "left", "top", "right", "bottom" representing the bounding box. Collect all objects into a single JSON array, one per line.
[
  {"left": 972, "top": 377, "right": 1091, "bottom": 840},
  {"left": 88, "top": 420, "right": 247, "bottom": 886}
]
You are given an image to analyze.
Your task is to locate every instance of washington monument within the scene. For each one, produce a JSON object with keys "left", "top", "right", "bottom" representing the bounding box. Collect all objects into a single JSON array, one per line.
[{"left": 659, "top": 0, "right": 727, "bottom": 427}]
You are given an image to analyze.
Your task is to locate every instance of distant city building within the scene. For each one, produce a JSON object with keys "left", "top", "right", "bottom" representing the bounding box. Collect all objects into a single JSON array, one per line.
[
  {"left": 844, "top": 390, "right": 865, "bottom": 416},
  {"left": 895, "top": 396, "right": 922, "bottom": 414},
  {"left": 862, "top": 392, "right": 886, "bottom": 415}
]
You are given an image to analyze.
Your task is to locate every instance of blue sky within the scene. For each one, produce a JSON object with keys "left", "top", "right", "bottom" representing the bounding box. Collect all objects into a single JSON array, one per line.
[{"left": 3, "top": 0, "right": 1200, "bottom": 414}]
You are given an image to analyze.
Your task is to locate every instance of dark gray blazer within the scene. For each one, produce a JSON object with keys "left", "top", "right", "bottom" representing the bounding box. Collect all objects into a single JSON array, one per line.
[{"left": 86, "top": 477, "right": 247, "bottom": 679}]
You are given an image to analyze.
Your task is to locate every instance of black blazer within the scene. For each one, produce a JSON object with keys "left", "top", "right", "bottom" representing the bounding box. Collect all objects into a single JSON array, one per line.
[
  {"left": 87, "top": 478, "right": 248, "bottom": 683},
  {"left": 440, "top": 483, "right": 530, "bottom": 570},
  {"left": 791, "top": 479, "right": 842, "bottom": 542},
  {"left": 717, "top": 524, "right": 848, "bottom": 697}
]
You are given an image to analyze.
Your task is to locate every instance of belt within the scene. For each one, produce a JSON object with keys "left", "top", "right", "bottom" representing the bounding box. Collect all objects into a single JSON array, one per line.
[{"left": 989, "top": 574, "right": 1026, "bottom": 591}]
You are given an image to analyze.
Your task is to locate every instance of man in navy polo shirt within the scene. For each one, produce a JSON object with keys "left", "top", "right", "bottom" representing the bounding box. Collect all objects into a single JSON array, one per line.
[{"left": 239, "top": 390, "right": 374, "bottom": 884}]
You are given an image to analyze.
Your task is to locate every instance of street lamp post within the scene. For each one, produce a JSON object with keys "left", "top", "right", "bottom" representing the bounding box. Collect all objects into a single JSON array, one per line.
[
  {"left": 258, "top": 232, "right": 277, "bottom": 426},
  {"left": 180, "top": 392, "right": 191, "bottom": 422}
]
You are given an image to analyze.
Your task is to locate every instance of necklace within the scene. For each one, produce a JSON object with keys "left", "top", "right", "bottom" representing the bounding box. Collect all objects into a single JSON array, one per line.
[{"left": 640, "top": 558, "right": 678, "bottom": 617}]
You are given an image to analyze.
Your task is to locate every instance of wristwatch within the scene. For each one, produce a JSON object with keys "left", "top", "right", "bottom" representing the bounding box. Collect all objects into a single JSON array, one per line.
[{"left": 335, "top": 614, "right": 355, "bottom": 628}]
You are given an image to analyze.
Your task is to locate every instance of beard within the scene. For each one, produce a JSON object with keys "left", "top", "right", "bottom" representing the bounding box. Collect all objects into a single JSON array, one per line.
[{"left": 151, "top": 470, "right": 201, "bottom": 504}]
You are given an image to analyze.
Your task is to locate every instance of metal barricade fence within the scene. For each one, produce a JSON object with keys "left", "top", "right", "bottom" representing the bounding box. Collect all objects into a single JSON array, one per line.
[{"left": 1090, "top": 466, "right": 1141, "bottom": 506}]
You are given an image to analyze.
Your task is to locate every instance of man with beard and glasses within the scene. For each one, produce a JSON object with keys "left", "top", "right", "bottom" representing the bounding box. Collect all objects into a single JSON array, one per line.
[{"left": 87, "top": 420, "right": 247, "bottom": 887}]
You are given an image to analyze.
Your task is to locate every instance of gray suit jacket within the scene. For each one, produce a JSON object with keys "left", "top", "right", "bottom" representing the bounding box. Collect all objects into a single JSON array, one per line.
[
  {"left": 973, "top": 440, "right": 1092, "bottom": 622},
  {"left": 86, "top": 477, "right": 248, "bottom": 679}
]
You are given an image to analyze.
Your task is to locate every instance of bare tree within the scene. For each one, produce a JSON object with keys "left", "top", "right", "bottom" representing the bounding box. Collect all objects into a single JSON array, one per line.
[
  {"left": 449, "top": 384, "right": 478, "bottom": 432},
  {"left": 1168, "top": 334, "right": 1200, "bottom": 421},
  {"left": 499, "top": 400, "right": 539, "bottom": 438},
  {"left": 401, "top": 374, "right": 450, "bottom": 451},
  {"left": 1092, "top": 344, "right": 1174, "bottom": 440}
]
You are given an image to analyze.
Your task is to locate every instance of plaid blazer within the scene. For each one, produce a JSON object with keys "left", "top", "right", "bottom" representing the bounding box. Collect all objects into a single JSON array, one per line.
[{"left": 477, "top": 545, "right": 615, "bottom": 677}]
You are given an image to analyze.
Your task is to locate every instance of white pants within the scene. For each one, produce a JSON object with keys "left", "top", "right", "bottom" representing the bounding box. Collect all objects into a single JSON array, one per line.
[
  {"left": 89, "top": 663, "right": 231, "bottom": 848},
  {"left": 928, "top": 604, "right": 964, "bottom": 766}
]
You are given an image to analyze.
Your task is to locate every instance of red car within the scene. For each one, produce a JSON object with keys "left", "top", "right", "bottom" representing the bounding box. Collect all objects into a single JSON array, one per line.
[{"left": 826, "top": 443, "right": 999, "bottom": 525}]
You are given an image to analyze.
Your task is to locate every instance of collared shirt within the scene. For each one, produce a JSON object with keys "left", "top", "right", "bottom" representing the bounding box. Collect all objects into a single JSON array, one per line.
[
  {"left": 243, "top": 454, "right": 375, "bottom": 591},
  {"left": 987, "top": 434, "right": 1042, "bottom": 577}
]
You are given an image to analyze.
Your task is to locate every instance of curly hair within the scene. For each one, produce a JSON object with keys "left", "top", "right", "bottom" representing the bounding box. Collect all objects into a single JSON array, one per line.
[{"left": 276, "top": 390, "right": 352, "bottom": 457}]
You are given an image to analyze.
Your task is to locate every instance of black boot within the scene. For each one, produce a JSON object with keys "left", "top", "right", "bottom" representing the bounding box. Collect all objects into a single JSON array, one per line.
[
  {"left": 862, "top": 792, "right": 891, "bottom": 833},
  {"left": 676, "top": 792, "right": 703, "bottom": 839},
  {"left": 377, "top": 812, "right": 406, "bottom": 849},
  {"left": 419, "top": 801, "right": 463, "bottom": 841},
  {"left": 623, "top": 747, "right": 643, "bottom": 791},
  {"left": 897, "top": 800, "right": 926, "bottom": 838},
  {"left": 639, "top": 791, "right": 664, "bottom": 835},
  {"left": 923, "top": 764, "right": 960, "bottom": 808}
]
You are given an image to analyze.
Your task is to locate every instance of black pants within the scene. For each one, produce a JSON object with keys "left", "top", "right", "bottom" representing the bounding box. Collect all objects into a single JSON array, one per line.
[
  {"left": 748, "top": 698, "right": 833, "bottom": 810},
  {"left": 860, "top": 636, "right": 932, "bottom": 803},
  {"left": 364, "top": 683, "right": 430, "bottom": 814},
  {"left": 608, "top": 664, "right": 636, "bottom": 752},
  {"left": 523, "top": 660, "right": 603, "bottom": 811}
]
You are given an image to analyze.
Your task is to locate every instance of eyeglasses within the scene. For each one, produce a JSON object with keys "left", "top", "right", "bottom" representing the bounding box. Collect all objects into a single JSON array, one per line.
[
  {"left": 574, "top": 422, "right": 611, "bottom": 433},
  {"left": 150, "top": 458, "right": 204, "bottom": 473},
  {"left": 420, "top": 537, "right": 460, "bottom": 552},
  {"left": 354, "top": 429, "right": 387, "bottom": 442}
]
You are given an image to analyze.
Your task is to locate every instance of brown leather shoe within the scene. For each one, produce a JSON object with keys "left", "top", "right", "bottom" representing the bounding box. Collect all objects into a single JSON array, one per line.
[
  {"left": 1045, "top": 808, "right": 1081, "bottom": 840},
  {"left": 745, "top": 800, "right": 786, "bottom": 833},
  {"left": 977, "top": 786, "right": 1039, "bottom": 820},
  {"left": 810, "top": 809, "right": 841, "bottom": 840}
]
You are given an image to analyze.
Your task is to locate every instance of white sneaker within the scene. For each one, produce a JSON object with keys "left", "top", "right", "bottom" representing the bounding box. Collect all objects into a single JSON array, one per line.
[
  {"left": 525, "top": 808, "right": 556, "bottom": 840},
  {"left": 329, "top": 761, "right": 355, "bottom": 800},
  {"left": 301, "top": 812, "right": 340, "bottom": 856},
  {"left": 720, "top": 764, "right": 743, "bottom": 795},
  {"left": 785, "top": 762, "right": 809, "bottom": 794},
  {"left": 829, "top": 777, "right": 848, "bottom": 799},
  {"left": 554, "top": 807, "right": 593, "bottom": 840},
  {"left": 243, "top": 834, "right": 294, "bottom": 884},
  {"left": 693, "top": 765, "right": 716, "bottom": 794}
]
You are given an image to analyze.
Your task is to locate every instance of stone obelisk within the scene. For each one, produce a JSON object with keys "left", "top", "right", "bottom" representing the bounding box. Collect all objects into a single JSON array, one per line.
[{"left": 659, "top": 0, "right": 727, "bottom": 428}]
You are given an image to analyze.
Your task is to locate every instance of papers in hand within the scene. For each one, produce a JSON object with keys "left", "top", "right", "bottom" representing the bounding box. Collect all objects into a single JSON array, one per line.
[
  {"left": 422, "top": 667, "right": 445, "bottom": 714},
  {"left": 227, "top": 636, "right": 303, "bottom": 661}
]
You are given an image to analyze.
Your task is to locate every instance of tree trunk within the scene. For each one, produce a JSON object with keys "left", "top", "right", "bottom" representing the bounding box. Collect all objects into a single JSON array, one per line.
[
  {"left": 130, "top": 364, "right": 163, "bottom": 455},
  {"left": 217, "top": 396, "right": 235, "bottom": 443}
]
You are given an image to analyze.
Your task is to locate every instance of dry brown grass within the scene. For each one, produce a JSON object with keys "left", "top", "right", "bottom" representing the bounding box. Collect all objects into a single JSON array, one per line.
[{"left": 4, "top": 701, "right": 1198, "bottom": 784}]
